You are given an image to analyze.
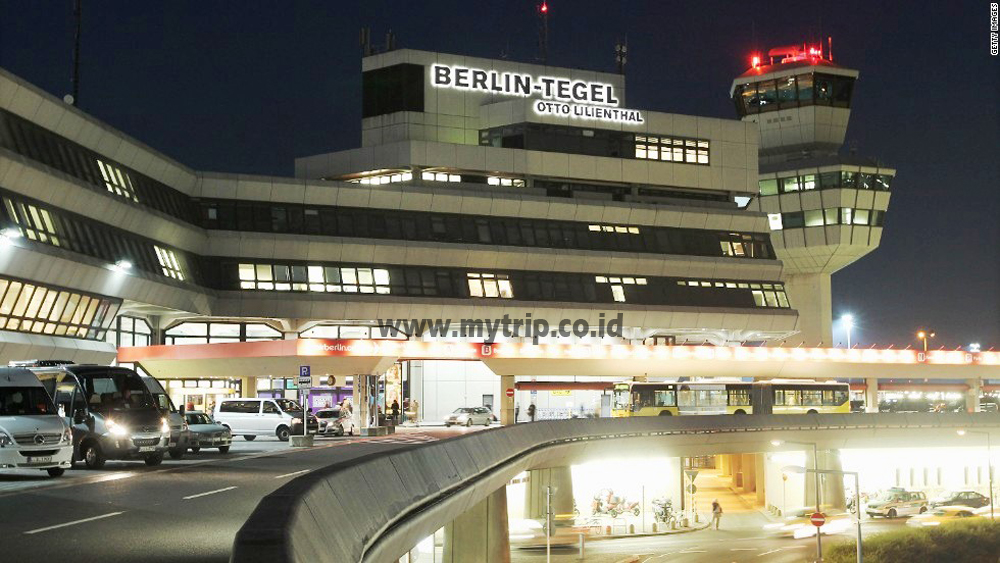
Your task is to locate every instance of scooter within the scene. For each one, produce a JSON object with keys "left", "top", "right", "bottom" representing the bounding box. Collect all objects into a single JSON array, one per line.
[{"left": 652, "top": 497, "right": 677, "bottom": 525}]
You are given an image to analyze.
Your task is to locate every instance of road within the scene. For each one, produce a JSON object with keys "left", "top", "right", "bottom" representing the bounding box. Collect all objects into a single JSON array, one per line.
[{"left": 0, "top": 426, "right": 469, "bottom": 563}]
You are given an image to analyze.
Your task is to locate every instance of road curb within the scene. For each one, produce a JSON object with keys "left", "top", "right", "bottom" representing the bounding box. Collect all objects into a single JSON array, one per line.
[{"left": 585, "top": 512, "right": 711, "bottom": 542}]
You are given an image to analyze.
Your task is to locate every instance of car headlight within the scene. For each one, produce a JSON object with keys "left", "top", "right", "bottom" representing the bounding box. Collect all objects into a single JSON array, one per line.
[
  {"left": 0, "top": 431, "right": 12, "bottom": 447},
  {"left": 161, "top": 417, "right": 170, "bottom": 434},
  {"left": 107, "top": 419, "right": 129, "bottom": 437}
]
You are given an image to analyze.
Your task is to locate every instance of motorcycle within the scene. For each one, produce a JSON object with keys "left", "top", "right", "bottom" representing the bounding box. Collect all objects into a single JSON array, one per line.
[
  {"left": 652, "top": 497, "right": 677, "bottom": 526},
  {"left": 592, "top": 489, "right": 641, "bottom": 518}
]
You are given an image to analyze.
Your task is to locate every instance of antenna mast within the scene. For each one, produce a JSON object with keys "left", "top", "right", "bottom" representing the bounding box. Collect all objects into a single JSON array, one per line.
[
  {"left": 71, "top": 0, "right": 82, "bottom": 106},
  {"left": 537, "top": 2, "right": 549, "bottom": 64}
]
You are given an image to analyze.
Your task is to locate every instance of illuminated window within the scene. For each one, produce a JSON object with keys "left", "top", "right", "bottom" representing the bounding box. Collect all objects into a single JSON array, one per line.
[
  {"left": 238, "top": 263, "right": 390, "bottom": 294},
  {"left": 154, "top": 246, "right": 184, "bottom": 281},
  {"left": 634, "top": 135, "right": 710, "bottom": 165},
  {"left": 594, "top": 275, "right": 645, "bottom": 302},
  {"left": 486, "top": 176, "right": 525, "bottom": 187},
  {"left": 588, "top": 223, "right": 641, "bottom": 234},
  {"left": 467, "top": 273, "right": 513, "bottom": 299},
  {"left": 759, "top": 179, "right": 778, "bottom": 196},
  {"left": 349, "top": 171, "right": 413, "bottom": 185},
  {"left": 96, "top": 159, "right": 139, "bottom": 202},
  {"left": 767, "top": 214, "right": 783, "bottom": 231},
  {"left": 0, "top": 275, "right": 118, "bottom": 340},
  {"left": 3, "top": 199, "right": 61, "bottom": 246}
]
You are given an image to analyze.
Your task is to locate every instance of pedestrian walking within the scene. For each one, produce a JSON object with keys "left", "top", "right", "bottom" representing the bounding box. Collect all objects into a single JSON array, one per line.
[
  {"left": 527, "top": 403, "right": 536, "bottom": 422},
  {"left": 711, "top": 499, "right": 723, "bottom": 530}
]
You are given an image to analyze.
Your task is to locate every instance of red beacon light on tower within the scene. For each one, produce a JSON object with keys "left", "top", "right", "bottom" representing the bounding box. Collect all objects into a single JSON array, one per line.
[
  {"left": 751, "top": 54, "right": 761, "bottom": 69},
  {"left": 539, "top": 2, "right": 548, "bottom": 13}
]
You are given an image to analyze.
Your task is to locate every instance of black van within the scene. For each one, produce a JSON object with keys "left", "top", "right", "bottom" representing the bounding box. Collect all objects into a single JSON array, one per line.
[{"left": 29, "top": 364, "right": 169, "bottom": 469}]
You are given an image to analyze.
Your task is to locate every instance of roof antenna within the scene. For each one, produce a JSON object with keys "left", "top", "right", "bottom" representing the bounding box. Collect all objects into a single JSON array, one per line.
[
  {"left": 360, "top": 27, "right": 372, "bottom": 57},
  {"left": 828, "top": 36, "right": 833, "bottom": 62},
  {"left": 537, "top": 2, "right": 549, "bottom": 64},
  {"left": 68, "top": 0, "right": 82, "bottom": 106}
]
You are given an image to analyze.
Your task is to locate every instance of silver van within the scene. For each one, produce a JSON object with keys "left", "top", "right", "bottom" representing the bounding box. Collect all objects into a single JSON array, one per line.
[
  {"left": 0, "top": 367, "right": 73, "bottom": 477},
  {"left": 213, "top": 398, "right": 317, "bottom": 441}
]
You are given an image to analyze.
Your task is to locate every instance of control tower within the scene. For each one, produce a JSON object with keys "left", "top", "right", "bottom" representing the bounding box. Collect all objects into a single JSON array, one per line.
[{"left": 731, "top": 43, "right": 895, "bottom": 345}]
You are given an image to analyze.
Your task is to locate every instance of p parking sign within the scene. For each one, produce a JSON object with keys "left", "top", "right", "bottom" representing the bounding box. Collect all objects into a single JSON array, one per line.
[{"left": 298, "top": 365, "right": 311, "bottom": 387}]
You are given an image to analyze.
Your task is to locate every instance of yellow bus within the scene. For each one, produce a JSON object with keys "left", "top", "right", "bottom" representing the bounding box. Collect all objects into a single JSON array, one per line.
[{"left": 611, "top": 380, "right": 850, "bottom": 417}]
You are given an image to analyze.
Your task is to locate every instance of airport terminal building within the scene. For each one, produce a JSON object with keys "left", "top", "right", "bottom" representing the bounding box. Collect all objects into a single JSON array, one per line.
[{"left": 0, "top": 47, "right": 927, "bottom": 422}]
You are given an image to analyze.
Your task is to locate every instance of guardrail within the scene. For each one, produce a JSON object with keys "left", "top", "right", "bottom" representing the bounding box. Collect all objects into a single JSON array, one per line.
[{"left": 230, "top": 412, "right": 1000, "bottom": 563}]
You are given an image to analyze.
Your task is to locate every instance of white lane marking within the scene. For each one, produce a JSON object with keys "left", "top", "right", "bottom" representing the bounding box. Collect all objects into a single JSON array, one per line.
[
  {"left": 641, "top": 553, "right": 674, "bottom": 562},
  {"left": 757, "top": 549, "right": 782, "bottom": 557},
  {"left": 24, "top": 511, "right": 125, "bottom": 535},
  {"left": 731, "top": 547, "right": 758, "bottom": 551},
  {"left": 274, "top": 469, "right": 310, "bottom": 479},
  {"left": 679, "top": 549, "right": 707, "bottom": 553},
  {"left": 182, "top": 486, "right": 237, "bottom": 500}
]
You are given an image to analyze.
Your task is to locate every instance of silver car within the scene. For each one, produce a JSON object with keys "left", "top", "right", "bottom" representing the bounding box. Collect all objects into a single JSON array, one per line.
[
  {"left": 183, "top": 411, "right": 232, "bottom": 453},
  {"left": 315, "top": 407, "right": 355, "bottom": 436},
  {"left": 444, "top": 407, "right": 493, "bottom": 427}
]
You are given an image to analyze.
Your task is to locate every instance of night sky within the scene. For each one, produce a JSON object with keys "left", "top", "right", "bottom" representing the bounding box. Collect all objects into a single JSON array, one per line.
[{"left": 2, "top": 1, "right": 997, "bottom": 348}]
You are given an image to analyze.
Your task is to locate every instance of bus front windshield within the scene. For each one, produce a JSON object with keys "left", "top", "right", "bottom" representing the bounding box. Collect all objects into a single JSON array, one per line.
[{"left": 612, "top": 387, "right": 631, "bottom": 410}]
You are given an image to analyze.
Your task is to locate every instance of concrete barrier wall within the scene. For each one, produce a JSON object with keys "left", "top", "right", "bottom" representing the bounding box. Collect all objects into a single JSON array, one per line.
[{"left": 231, "top": 412, "right": 1000, "bottom": 563}]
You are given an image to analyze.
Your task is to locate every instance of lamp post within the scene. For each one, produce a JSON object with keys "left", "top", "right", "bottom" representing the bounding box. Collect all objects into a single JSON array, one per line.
[
  {"left": 784, "top": 465, "right": 863, "bottom": 563},
  {"left": 842, "top": 314, "right": 854, "bottom": 348},
  {"left": 773, "top": 439, "right": 822, "bottom": 559},
  {"left": 958, "top": 429, "right": 994, "bottom": 521},
  {"left": 916, "top": 330, "right": 935, "bottom": 352}
]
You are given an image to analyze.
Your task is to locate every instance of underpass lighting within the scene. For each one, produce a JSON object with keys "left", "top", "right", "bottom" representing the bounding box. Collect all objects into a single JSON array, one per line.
[
  {"left": 112, "top": 259, "right": 133, "bottom": 272},
  {"left": 771, "top": 439, "right": 783, "bottom": 447},
  {"left": 956, "top": 429, "right": 994, "bottom": 521},
  {"left": 969, "top": 343, "right": 981, "bottom": 353}
]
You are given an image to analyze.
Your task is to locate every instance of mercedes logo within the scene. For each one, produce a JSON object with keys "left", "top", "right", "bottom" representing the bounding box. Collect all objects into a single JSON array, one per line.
[{"left": 33, "top": 434, "right": 45, "bottom": 445}]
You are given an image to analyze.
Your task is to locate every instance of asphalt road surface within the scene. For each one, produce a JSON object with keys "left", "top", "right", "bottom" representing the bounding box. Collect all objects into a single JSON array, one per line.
[{"left": 0, "top": 426, "right": 468, "bottom": 563}]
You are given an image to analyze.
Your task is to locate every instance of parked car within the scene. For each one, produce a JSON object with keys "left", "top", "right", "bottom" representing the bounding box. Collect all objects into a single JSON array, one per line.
[
  {"left": 907, "top": 506, "right": 980, "bottom": 527},
  {"left": 0, "top": 367, "right": 74, "bottom": 477},
  {"left": 141, "top": 375, "right": 192, "bottom": 460},
  {"left": 444, "top": 407, "right": 493, "bottom": 427},
  {"left": 315, "top": 407, "right": 355, "bottom": 436},
  {"left": 866, "top": 487, "right": 928, "bottom": 518},
  {"left": 183, "top": 411, "right": 231, "bottom": 453},
  {"left": 213, "top": 398, "right": 317, "bottom": 441},
  {"left": 28, "top": 363, "right": 170, "bottom": 469},
  {"left": 929, "top": 490, "right": 990, "bottom": 509},
  {"left": 763, "top": 508, "right": 853, "bottom": 539}
]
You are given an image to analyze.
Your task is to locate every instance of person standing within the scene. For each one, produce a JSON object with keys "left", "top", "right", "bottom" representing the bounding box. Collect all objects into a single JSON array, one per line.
[
  {"left": 390, "top": 399, "right": 400, "bottom": 425},
  {"left": 711, "top": 499, "right": 723, "bottom": 530},
  {"left": 527, "top": 403, "right": 536, "bottom": 422}
]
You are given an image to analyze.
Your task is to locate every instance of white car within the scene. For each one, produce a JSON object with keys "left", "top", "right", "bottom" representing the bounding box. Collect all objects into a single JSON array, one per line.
[
  {"left": 444, "top": 407, "right": 493, "bottom": 427},
  {"left": 0, "top": 367, "right": 73, "bottom": 477},
  {"left": 213, "top": 398, "right": 317, "bottom": 441}
]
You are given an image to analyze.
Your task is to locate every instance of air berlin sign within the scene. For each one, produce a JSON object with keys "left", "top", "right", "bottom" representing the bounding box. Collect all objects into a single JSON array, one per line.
[{"left": 431, "top": 64, "right": 643, "bottom": 124}]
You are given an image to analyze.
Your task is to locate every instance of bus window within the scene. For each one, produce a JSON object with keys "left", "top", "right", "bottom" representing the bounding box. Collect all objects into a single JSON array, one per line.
[
  {"left": 775, "top": 389, "right": 799, "bottom": 406},
  {"left": 728, "top": 388, "right": 751, "bottom": 406},
  {"left": 679, "top": 388, "right": 726, "bottom": 407},
  {"left": 802, "top": 390, "right": 823, "bottom": 406},
  {"left": 612, "top": 386, "right": 630, "bottom": 411},
  {"left": 654, "top": 390, "right": 676, "bottom": 407},
  {"left": 823, "top": 389, "right": 848, "bottom": 406}
]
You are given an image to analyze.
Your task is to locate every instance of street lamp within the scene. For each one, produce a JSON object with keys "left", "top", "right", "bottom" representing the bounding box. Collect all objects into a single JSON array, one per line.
[
  {"left": 772, "top": 439, "right": 823, "bottom": 559},
  {"left": 784, "top": 465, "right": 863, "bottom": 563},
  {"left": 957, "top": 429, "right": 994, "bottom": 521},
  {"left": 842, "top": 314, "right": 854, "bottom": 348},
  {"left": 916, "top": 330, "right": 935, "bottom": 352}
]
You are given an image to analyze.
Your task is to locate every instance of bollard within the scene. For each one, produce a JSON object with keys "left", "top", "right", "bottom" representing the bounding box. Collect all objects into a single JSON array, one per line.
[
  {"left": 577, "top": 533, "right": 585, "bottom": 561},
  {"left": 605, "top": 525, "right": 611, "bottom": 536},
  {"left": 652, "top": 522, "right": 658, "bottom": 533},
  {"left": 628, "top": 524, "right": 634, "bottom": 534}
]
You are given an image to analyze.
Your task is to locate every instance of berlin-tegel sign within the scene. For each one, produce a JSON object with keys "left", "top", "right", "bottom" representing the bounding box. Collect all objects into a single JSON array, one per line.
[{"left": 431, "top": 64, "right": 644, "bottom": 124}]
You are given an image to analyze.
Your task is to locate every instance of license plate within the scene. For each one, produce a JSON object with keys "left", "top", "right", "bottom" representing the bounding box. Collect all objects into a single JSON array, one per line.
[
  {"left": 27, "top": 456, "right": 52, "bottom": 463},
  {"left": 138, "top": 446, "right": 156, "bottom": 452}
]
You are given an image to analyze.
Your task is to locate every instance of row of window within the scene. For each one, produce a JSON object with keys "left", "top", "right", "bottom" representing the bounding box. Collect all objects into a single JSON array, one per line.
[
  {"left": 732, "top": 72, "right": 855, "bottom": 117},
  {"left": 163, "top": 321, "right": 283, "bottom": 346},
  {"left": 759, "top": 171, "right": 892, "bottom": 196},
  {"left": 197, "top": 199, "right": 774, "bottom": 260},
  {"left": 767, "top": 207, "right": 886, "bottom": 230},
  {"left": 0, "top": 189, "right": 195, "bottom": 284},
  {"left": 479, "top": 123, "right": 711, "bottom": 165},
  {"left": 226, "top": 261, "right": 791, "bottom": 310},
  {"left": 0, "top": 109, "right": 195, "bottom": 223},
  {"left": 634, "top": 136, "right": 709, "bottom": 164},
  {"left": 0, "top": 274, "right": 120, "bottom": 340},
  {"left": 105, "top": 315, "right": 153, "bottom": 348}
]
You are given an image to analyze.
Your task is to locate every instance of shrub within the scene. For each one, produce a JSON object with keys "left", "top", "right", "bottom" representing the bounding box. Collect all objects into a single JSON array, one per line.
[{"left": 825, "top": 518, "right": 1000, "bottom": 563}]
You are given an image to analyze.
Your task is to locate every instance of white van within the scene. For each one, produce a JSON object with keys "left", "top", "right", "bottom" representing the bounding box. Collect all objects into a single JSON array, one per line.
[
  {"left": 213, "top": 398, "right": 317, "bottom": 442},
  {"left": 0, "top": 367, "right": 73, "bottom": 477}
]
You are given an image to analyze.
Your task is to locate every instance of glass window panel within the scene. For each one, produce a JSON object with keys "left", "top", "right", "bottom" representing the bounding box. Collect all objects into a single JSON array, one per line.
[
  {"left": 374, "top": 269, "right": 390, "bottom": 285},
  {"left": 804, "top": 209, "right": 824, "bottom": 227},
  {"left": 767, "top": 213, "right": 783, "bottom": 230},
  {"left": 824, "top": 208, "right": 839, "bottom": 225},
  {"left": 341, "top": 268, "right": 357, "bottom": 285},
  {"left": 853, "top": 209, "right": 870, "bottom": 225},
  {"left": 759, "top": 179, "right": 778, "bottom": 196},
  {"left": 12, "top": 284, "right": 35, "bottom": 317},
  {"left": 781, "top": 177, "right": 800, "bottom": 192},
  {"left": 796, "top": 73, "right": 813, "bottom": 101},
  {"left": 255, "top": 264, "right": 273, "bottom": 281},
  {"left": 468, "top": 279, "right": 483, "bottom": 297},
  {"left": 611, "top": 285, "right": 626, "bottom": 302},
  {"left": 357, "top": 268, "right": 374, "bottom": 286},
  {"left": 210, "top": 323, "right": 240, "bottom": 337}
]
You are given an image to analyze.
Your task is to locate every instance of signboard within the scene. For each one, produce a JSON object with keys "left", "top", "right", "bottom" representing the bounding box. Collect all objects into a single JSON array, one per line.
[
  {"left": 430, "top": 63, "right": 643, "bottom": 125},
  {"left": 298, "top": 365, "right": 311, "bottom": 387},
  {"left": 684, "top": 469, "right": 700, "bottom": 482},
  {"left": 550, "top": 390, "right": 571, "bottom": 396},
  {"left": 810, "top": 512, "right": 826, "bottom": 527},
  {"left": 505, "top": 388, "right": 515, "bottom": 398},
  {"left": 686, "top": 484, "right": 697, "bottom": 494}
]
